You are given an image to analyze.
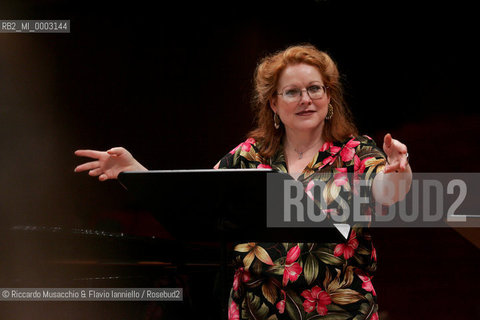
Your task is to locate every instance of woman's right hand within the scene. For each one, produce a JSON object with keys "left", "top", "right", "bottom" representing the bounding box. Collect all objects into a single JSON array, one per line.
[{"left": 74, "top": 147, "right": 147, "bottom": 181}]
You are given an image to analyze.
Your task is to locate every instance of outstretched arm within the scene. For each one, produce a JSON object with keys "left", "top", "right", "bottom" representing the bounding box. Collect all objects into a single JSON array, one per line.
[{"left": 74, "top": 147, "right": 148, "bottom": 181}]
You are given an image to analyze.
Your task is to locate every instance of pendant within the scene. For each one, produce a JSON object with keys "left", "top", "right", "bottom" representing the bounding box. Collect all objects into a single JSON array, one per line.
[{"left": 294, "top": 148, "right": 304, "bottom": 159}]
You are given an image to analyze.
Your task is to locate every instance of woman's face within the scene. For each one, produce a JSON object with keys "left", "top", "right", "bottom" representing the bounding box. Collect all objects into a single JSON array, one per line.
[{"left": 270, "top": 63, "right": 330, "bottom": 135}]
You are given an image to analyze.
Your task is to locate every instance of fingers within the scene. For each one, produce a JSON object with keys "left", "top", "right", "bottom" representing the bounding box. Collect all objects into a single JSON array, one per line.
[
  {"left": 107, "top": 147, "right": 126, "bottom": 157},
  {"left": 384, "top": 162, "right": 403, "bottom": 174},
  {"left": 74, "top": 161, "right": 100, "bottom": 173},
  {"left": 74, "top": 147, "right": 128, "bottom": 181},
  {"left": 79, "top": 166, "right": 110, "bottom": 181},
  {"left": 383, "top": 134, "right": 408, "bottom": 156},
  {"left": 88, "top": 168, "right": 103, "bottom": 177},
  {"left": 383, "top": 133, "right": 392, "bottom": 148},
  {"left": 384, "top": 153, "right": 409, "bottom": 173},
  {"left": 383, "top": 163, "right": 397, "bottom": 174},
  {"left": 390, "top": 141, "right": 408, "bottom": 161},
  {"left": 74, "top": 149, "right": 105, "bottom": 159},
  {"left": 400, "top": 153, "right": 409, "bottom": 171},
  {"left": 393, "top": 139, "right": 408, "bottom": 154}
]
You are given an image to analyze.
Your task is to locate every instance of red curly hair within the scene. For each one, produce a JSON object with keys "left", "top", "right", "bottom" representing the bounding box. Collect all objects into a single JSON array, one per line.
[{"left": 248, "top": 44, "right": 358, "bottom": 160}]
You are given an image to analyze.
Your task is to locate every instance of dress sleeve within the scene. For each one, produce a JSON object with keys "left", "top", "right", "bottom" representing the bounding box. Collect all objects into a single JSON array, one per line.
[
  {"left": 355, "top": 135, "right": 387, "bottom": 202},
  {"left": 215, "top": 147, "right": 240, "bottom": 169},
  {"left": 356, "top": 135, "right": 387, "bottom": 175},
  {"left": 342, "top": 136, "right": 385, "bottom": 273},
  {"left": 214, "top": 137, "right": 265, "bottom": 170}
]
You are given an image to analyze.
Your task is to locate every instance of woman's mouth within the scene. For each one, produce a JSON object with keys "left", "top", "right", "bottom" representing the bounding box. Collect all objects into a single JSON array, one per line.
[{"left": 296, "top": 110, "right": 316, "bottom": 116}]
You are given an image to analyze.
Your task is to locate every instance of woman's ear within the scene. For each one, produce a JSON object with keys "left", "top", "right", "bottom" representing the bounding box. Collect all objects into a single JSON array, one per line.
[
  {"left": 269, "top": 96, "right": 278, "bottom": 113},
  {"left": 326, "top": 91, "right": 331, "bottom": 105}
]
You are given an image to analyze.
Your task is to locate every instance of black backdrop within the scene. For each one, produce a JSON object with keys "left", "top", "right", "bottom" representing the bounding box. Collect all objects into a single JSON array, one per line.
[{"left": 0, "top": 0, "right": 479, "bottom": 319}]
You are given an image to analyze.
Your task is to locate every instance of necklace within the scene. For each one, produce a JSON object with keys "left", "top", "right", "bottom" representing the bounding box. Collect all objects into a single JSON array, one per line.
[
  {"left": 290, "top": 142, "right": 323, "bottom": 160},
  {"left": 294, "top": 148, "right": 305, "bottom": 159}
]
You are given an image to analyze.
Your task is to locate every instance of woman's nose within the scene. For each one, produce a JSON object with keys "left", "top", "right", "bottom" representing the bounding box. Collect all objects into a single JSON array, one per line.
[{"left": 299, "top": 89, "right": 312, "bottom": 104}]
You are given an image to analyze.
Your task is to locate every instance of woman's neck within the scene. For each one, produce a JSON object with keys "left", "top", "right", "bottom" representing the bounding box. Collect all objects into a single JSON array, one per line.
[{"left": 283, "top": 129, "right": 325, "bottom": 160}]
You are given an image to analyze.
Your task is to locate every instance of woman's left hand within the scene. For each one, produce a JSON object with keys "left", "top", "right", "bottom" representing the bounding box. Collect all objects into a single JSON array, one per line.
[{"left": 382, "top": 133, "right": 409, "bottom": 174}]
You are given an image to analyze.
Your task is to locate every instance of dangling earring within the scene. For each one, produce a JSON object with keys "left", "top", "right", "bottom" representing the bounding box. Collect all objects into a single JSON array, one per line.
[
  {"left": 326, "top": 103, "right": 334, "bottom": 120},
  {"left": 273, "top": 112, "right": 281, "bottom": 129}
]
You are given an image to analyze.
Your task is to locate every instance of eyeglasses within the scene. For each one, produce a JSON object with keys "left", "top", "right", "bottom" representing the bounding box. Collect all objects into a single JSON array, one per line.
[{"left": 276, "top": 85, "right": 328, "bottom": 103}]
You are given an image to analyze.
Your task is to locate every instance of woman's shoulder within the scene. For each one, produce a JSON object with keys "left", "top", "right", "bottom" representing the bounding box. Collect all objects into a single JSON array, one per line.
[
  {"left": 228, "top": 137, "right": 259, "bottom": 156},
  {"left": 336, "top": 135, "right": 380, "bottom": 148},
  {"left": 329, "top": 135, "right": 385, "bottom": 163},
  {"left": 351, "top": 135, "right": 386, "bottom": 160},
  {"left": 355, "top": 135, "right": 380, "bottom": 147},
  {"left": 215, "top": 137, "right": 270, "bottom": 169}
]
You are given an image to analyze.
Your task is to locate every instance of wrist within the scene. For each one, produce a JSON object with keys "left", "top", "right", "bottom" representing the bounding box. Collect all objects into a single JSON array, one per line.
[{"left": 127, "top": 161, "right": 148, "bottom": 172}]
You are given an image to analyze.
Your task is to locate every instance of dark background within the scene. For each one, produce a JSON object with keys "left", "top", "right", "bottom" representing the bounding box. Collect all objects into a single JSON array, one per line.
[{"left": 0, "top": 0, "right": 479, "bottom": 319}]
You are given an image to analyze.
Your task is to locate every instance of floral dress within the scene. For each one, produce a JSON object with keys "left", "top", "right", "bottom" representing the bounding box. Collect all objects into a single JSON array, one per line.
[{"left": 216, "top": 135, "right": 386, "bottom": 320}]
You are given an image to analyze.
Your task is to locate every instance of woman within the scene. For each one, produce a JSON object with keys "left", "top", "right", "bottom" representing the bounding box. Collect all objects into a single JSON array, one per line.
[{"left": 75, "top": 44, "right": 411, "bottom": 319}]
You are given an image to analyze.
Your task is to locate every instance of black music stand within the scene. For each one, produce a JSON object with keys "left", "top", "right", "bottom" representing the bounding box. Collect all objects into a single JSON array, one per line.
[
  {"left": 117, "top": 169, "right": 343, "bottom": 319},
  {"left": 118, "top": 169, "right": 273, "bottom": 241}
]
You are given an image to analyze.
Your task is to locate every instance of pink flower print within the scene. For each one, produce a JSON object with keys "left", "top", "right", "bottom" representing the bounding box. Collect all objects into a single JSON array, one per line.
[
  {"left": 276, "top": 289, "right": 286, "bottom": 314},
  {"left": 229, "top": 143, "right": 243, "bottom": 154},
  {"left": 305, "top": 180, "right": 315, "bottom": 200},
  {"left": 257, "top": 164, "right": 272, "bottom": 169},
  {"left": 330, "top": 145, "right": 341, "bottom": 155},
  {"left": 340, "top": 139, "right": 360, "bottom": 162},
  {"left": 228, "top": 301, "right": 239, "bottom": 320},
  {"left": 319, "top": 141, "right": 341, "bottom": 155},
  {"left": 282, "top": 245, "right": 303, "bottom": 286},
  {"left": 360, "top": 275, "right": 376, "bottom": 296},
  {"left": 352, "top": 155, "right": 375, "bottom": 194},
  {"left": 371, "top": 243, "right": 377, "bottom": 262},
  {"left": 371, "top": 312, "right": 379, "bottom": 320},
  {"left": 355, "top": 269, "right": 377, "bottom": 296},
  {"left": 320, "top": 155, "right": 337, "bottom": 170},
  {"left": 354, "top": 155, "right": 375, "bottom": 176},
  {"left": 334, "top": 167, "right": 349, "bottom": 187},
  {"left": 229, "top": 137, "right": 256, "bottom": 154},
  {"left": 233, "top": 267, "right": 251, "bottom": 291},
  {"left": 301, "top": 286, "right": 332, "bottom": 315},
  {"left": 334, "top": 230, "right": 359, "bottom": 259},
  {"left": 323, "top": 155, "right": 336, "bottom": 165},
  {"left": 355, "top": 269, "right": 376, "bottom": 296},
  {"left": 353, "top": 155, "right": 362, "bottom": 173},
  {"left": 320, "top": 141, "right": 333, "bottom": 152}
]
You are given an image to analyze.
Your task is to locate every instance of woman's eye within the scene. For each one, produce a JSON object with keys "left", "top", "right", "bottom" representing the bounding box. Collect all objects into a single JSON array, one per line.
[
  {"left": 285, "top": 89, "right": 300, "bottom": 96},
  {"left": 308, "top": 85, "right": 321, "bottom": 93}
]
